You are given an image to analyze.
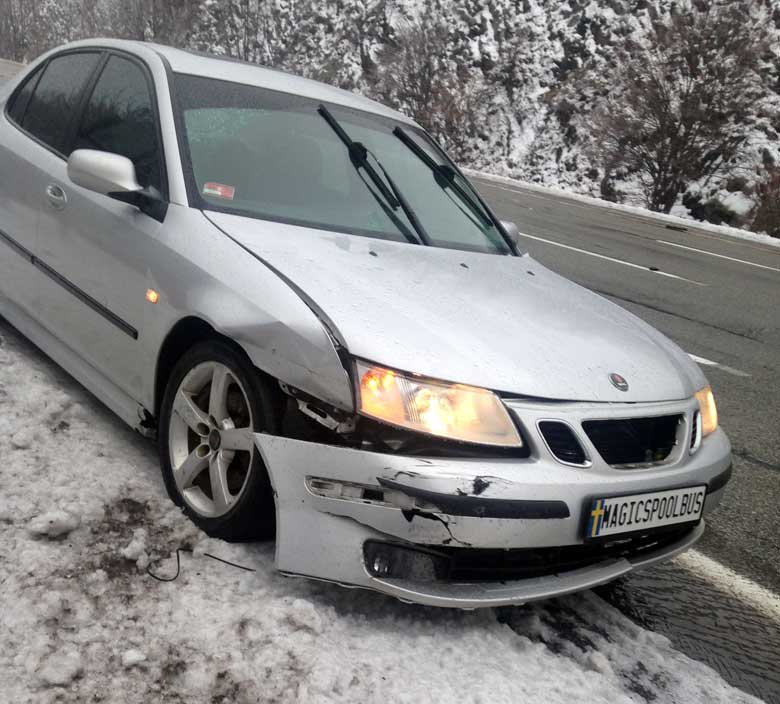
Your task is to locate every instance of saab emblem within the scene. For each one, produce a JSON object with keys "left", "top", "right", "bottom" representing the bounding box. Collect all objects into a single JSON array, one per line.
[{"left": 609, "top": 372, "right": 629, "bottom": 391}]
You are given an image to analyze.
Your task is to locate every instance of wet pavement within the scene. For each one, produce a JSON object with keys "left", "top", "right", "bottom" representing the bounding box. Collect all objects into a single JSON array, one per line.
[{"left": 596, "top": 561, "right": 780, "bottom": 702}]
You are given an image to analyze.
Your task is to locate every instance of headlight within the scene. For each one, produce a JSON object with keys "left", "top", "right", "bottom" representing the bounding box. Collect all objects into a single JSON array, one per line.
[
  {"left": 356, "top": 361, "right": 522, "bottom": 447},
  {"left": 695, "top": 385, "right": 718, "bottom": 437}
]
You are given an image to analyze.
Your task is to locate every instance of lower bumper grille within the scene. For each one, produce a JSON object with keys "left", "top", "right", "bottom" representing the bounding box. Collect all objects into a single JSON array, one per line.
[
  {"left": 438, "top": 525, "right": 694, "bottom": 582},
  {"left": 582, "top": 414, "right": 682, "bottom": 466}
]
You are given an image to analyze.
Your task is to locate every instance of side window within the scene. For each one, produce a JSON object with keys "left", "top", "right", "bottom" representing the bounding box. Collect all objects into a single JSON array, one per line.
[
  {"left": 7, "top": 64, "right": 43, "bottom": 125},
  {"left": 75, "top": 55, "right": 162, "bottom": 191},
  {"left": 21, "top": 53, "right": 101, "bottom": 153}
]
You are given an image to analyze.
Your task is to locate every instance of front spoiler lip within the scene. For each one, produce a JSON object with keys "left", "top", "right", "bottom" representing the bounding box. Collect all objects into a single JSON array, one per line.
[{"left": 362, "top": 521, "right": 705, "bottom": 608}]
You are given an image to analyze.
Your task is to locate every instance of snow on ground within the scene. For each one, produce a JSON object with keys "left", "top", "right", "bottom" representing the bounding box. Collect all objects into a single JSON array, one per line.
[
  {"left": 0, "top": 322, "right": 764, "bottom": 704},
  {"left": 465, "top": 169, "right": 780, "bottom": 250}
]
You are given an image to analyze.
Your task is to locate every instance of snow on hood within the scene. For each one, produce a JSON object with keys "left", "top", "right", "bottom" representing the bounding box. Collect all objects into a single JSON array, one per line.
[{"left": 207, "top": 212, "right": 706, "bottom": 403}]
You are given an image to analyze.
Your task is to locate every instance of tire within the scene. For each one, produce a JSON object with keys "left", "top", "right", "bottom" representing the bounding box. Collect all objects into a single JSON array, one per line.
[{"left": 158, "top": 339, "right": 279, "bottom": 541}]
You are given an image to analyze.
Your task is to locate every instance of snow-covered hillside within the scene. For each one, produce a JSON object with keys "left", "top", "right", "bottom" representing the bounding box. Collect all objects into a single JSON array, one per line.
[
  {"left": 0, "top": 315, "right": 764, "bottom": 702},
  {"left": 2, "top": 0, "right": 778, "bottom": 236}
]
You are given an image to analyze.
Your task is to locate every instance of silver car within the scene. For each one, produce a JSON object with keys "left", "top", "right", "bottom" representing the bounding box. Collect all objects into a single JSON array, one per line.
[{"left": 0, "top": 39, "right": 731, "bottom": 608}]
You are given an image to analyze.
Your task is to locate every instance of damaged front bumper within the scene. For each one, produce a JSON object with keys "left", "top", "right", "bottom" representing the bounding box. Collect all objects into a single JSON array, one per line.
[{"left": 254, "top": 426, "right": 731, "bottom": 609}]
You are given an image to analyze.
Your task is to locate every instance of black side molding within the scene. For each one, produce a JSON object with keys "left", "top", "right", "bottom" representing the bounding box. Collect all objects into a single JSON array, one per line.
[
  {"left": 707, "top": 464, "right": 732, "bottom": 494},
  {"left": 0, "top": 227, "right": 138, "bottom": 339},
  {"left": 377, "top": 477, "right": 571, "bottom": 520}
]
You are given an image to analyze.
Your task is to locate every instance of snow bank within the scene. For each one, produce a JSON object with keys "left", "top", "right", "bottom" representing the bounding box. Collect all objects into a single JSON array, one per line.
[
  {"left": 0, "top": 323, "right": 763, "bottom": 703},
  {"left": 465, "top": 168, "right": 780, "bottom": 249}
]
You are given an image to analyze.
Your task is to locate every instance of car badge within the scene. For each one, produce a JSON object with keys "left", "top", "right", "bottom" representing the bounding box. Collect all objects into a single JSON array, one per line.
[{"left": 609, "top": 373, "right": 629, "bottom": 391}]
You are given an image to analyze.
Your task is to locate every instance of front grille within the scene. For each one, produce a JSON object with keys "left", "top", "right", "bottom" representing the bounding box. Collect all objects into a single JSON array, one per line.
[
  {"left": 539, "top": 421, "right": 588, "bottom": 465},
  {"left": 582, "top": 414, "right": 681, "bottom": 466},
  {"left": 437, "top": 525, "right": 694, "bottom": 582}
]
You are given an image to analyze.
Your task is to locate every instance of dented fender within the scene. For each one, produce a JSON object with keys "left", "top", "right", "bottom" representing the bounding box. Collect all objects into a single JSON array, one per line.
[{"left": 137, "top": 206, "right": 354, "bottom": 413}]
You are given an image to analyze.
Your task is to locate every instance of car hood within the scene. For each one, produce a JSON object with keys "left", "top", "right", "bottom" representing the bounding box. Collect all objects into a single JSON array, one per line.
[{"left": 207, "top": 213, "right": 706, "bottom": 403}]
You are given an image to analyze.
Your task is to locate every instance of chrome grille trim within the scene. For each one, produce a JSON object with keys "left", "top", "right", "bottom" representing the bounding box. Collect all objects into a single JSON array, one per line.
[
  {"left": 537, "top": 420, "right": 591, "bottom": 467},
  {"left": 504, "top": 396, "right": 698, "bottom": 471}
]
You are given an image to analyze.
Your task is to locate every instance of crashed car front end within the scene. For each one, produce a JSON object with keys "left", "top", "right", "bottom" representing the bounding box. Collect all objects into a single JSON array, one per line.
[
  {"left": 256, "top": 377, "right": 731, "bottom": 609},
  {"left": 164, "top": 72, "right": 732, "bottom": 608}
]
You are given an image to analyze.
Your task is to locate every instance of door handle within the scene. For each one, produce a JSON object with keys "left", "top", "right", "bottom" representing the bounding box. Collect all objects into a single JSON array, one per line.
[{"left": 45, "top": 183, "right": 68, "bottom": 210}]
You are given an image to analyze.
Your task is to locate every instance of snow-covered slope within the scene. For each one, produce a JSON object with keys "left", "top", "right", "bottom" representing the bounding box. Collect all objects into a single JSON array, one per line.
[
  {"left": 2, "top": 1, "right": 778, "bottom": 235},
  {"left": 0, "top": 323, "right": 763, "bottom": 702}
]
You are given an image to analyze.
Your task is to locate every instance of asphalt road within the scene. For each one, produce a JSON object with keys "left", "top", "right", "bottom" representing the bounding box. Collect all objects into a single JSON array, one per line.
[{"left": 472, "top": 174, "right": 780, "bottom": 701}]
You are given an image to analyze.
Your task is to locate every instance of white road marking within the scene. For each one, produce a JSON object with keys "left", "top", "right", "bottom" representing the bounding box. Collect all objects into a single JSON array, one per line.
[
  {"left": 677, "top": 550, "right": 780, "bottom": 624},
  {"left": 519, "top": 232, "right": 707, "bottom": 285},
  {"left": 657, "top": 240, "right": 780, "bottom": 273},
  {"left": 688, "top": 353, "right": 751, "bottom": 378}
]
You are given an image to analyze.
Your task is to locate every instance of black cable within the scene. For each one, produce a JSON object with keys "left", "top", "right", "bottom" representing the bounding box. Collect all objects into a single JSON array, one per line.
[
  {"left": 146, "top": 547, "right": 184, "bottom": 582},
  {"left": 146, "top": 548, "right": 256, "bottom": 582},
  {"left": 202, "top": 552, "right": 256, "bottom": 573}
]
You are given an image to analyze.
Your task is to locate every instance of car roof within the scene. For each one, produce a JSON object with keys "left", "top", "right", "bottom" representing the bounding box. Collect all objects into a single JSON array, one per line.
[{"left": 56, "top": 38, "right": 414, "bottom": 125}]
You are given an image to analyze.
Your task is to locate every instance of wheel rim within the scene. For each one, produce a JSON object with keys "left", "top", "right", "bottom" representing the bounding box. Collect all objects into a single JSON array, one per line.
[{"left": 168, "top": 361, "right": 255, "bottom": 518}]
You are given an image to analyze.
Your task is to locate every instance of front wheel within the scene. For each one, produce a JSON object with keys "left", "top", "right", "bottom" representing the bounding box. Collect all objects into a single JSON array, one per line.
[{"left": 158, "top": 340, "right": 278, "bottom": 541}]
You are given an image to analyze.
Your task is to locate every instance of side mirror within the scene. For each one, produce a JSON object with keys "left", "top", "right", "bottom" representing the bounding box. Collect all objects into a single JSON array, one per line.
[
  {"left": 68, "top": 149, "right": 141, "bottom": 195},
  {"left": 501, "top": 220, "right": 521, "bottom": 247},
  {"left": 67, "top": 149, "right": 167, "bottom": 222}
]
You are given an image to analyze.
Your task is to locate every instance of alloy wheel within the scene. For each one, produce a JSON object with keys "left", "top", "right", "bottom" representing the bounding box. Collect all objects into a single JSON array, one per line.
[{"left": 168, "top": 361, "right": 255, "bottom": 518}]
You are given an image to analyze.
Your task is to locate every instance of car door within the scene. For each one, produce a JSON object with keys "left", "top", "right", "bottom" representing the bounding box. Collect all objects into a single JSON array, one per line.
[
  {"left": 0, "top": 53, "right": 101, "bottom": 320},
  {"left": 36, "top": 52, "right": 167, "bottom": 400}
]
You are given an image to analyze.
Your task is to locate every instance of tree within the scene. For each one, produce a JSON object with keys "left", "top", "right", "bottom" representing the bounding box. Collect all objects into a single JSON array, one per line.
[
  {"left": 589, "top": 2, "right": 770, "bottom": 213},
  {"left": 372, "top": 2, "right": 495, "bottom": 163},
  {"left": 752, "top": 165, "right": 780, "bottom": 238}
]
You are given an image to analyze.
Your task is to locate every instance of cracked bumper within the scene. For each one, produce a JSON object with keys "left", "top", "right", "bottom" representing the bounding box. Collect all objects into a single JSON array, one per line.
[{"left": 254, "top": 428, "right": 731, "bottom": 609}]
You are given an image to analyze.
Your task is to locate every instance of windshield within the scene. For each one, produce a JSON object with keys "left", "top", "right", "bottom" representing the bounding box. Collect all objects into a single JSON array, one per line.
[{"left": 174, "top": 74, "right": 512, "bottom": 255}]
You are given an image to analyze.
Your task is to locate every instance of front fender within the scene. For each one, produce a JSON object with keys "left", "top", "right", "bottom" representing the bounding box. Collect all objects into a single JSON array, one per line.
[{"left": 139, "top": 205, "right": 353, "bottom": 412}]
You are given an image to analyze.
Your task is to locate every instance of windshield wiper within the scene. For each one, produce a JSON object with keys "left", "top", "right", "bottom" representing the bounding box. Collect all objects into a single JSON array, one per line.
[
  {"left": 365, "top": 149, "right": 433, "bottom": 247},
  {"left": 318, "top": 104, "right": 431, "bottom": 246},
  {"left": 393, "top": 126, "right": 494, "bottom": 229}
]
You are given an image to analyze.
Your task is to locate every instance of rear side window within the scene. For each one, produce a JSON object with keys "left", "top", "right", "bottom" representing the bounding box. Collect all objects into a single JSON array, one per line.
[
  {"left": 21, "top": 52, "right": 101, "bottom": 153},
  {"left": 74, "top": 55, "right": 162, "bottom": 191},
  {"left": 7, "top": 64, "right": 43, "bottom": 124}
]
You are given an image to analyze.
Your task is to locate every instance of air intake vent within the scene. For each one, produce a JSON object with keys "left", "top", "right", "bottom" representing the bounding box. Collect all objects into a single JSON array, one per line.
[
  {"left": 538, "top": 421, "right": 588, "bottom": 465},
  {"left": 582, "top": 415, "right": 681, "bottom": 467}
]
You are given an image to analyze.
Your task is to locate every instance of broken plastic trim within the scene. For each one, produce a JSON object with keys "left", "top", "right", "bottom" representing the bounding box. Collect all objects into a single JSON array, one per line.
[
  {"left": 306, "top": 476, "right": 439, "bottom": 513},
  {"left": 377, "top": 477, "right": 571, "bottom": 520}
]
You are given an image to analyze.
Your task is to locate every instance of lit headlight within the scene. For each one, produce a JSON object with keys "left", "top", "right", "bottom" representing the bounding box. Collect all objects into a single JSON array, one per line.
[
  {"left": 695, "top": 385, "right": 718, "bottom": 437},
  {"left": 356, "top": 361, "right": 522, "bottom": 447}
]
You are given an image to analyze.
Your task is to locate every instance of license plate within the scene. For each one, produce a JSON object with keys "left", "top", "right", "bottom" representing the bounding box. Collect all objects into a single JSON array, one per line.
[{"left": 585, "top": 485, "right": 706, "bottom": 539}]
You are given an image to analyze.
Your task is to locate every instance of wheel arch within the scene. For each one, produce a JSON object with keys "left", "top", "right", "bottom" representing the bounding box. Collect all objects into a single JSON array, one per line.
[
  {"left": 153, "top": 315, "right": 298, "bottom": 424},
  {"left": 154, "top": 316, "right": 218, "bottom": 419}
]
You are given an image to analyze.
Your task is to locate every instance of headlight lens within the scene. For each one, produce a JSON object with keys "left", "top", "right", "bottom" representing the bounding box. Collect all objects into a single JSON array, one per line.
[
  {"left": 695, "top": 385, "right": 718, "bottom": 437},
  {"left": 356, "top": 361, "right": 522, "bottom": 447}
]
